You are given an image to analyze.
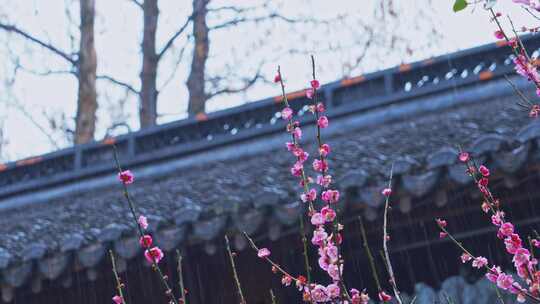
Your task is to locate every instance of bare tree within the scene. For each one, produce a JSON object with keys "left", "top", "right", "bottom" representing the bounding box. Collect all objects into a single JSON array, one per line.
[
  {"left": 0, "top": 0, "right": 98, "bottom": 144},
  {"left": 186, "top": 0, "right": 209, "bottom": 116},
  {"left": 139, "top": 0, "right": 159, "bottom": 127},
  {"left": 76, "top": 0, "right": 98, "bottom": 144}
]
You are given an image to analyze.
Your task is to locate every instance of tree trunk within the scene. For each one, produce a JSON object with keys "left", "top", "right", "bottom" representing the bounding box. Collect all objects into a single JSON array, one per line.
[
  {"left": 139, "top": 0, "right": 159, "bottom": 127},
  {"left": 75, "top": 0, "right": 97, "bottom": 144},
  {"left": 187, "top": 0, "right": 209, "bottom": 117}
]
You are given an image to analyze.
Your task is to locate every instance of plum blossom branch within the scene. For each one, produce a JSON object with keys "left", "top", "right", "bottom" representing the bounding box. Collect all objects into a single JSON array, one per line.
[
  {"left": 487, "top": 8, "right": 540, "bottom": 117},
  {"left": 110, "top": 250, "right": 127, "bottom": 304},
  {"left": 112, "top": 145, "right": 178, "bottom": 304},
  {"left": 176, "top": 250, "right": 187, "bottom": 304},
  {"left": 358, "top": 216, "right": 381, "bottom": 290},
  {"left": 435, "top": 150, "right": 540, "bottom": 303},
  {"left": 270, "top": 289, "right": 277, "bottom": 304},
  {"left": 299, "top": 216, "right": 313, "bottom": 283},
  {"left": 225, "top": 235, "right": 247, "bottom": 304},
  {"left": 381, "top": 164, "right": 403, "bottom": 304}
]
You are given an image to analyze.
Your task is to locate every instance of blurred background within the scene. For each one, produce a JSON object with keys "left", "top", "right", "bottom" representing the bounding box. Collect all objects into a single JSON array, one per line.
[{"left": 0, "top": 0, "right": 534, "bottom": 160}]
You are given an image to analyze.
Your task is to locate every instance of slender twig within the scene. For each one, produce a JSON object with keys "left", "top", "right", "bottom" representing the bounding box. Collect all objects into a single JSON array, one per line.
[
  {"left": 381, "top": 164, "right": 403, "bottom": 304},
  {"left": 176, "top": 250, "right": 187, "bottom": 304},
  {"left": 225, "top": 235, "right": 246, "bottom": 304},
  {"left": 0, "top": 23, "right": 76, "bottom": 64},
  {"left": 270, "top": 289, "right": 277, "bottom": 304},
  {"left": 244, "top": 232, "right": 301, "bottom": 284},
  {"left": 310, "top": 55, "right": 351, "bottom": 301},
  {"left": 112, "top": 145, "right": 178, "bottom": 304},
  {"left": 299, "top": 216, "right": 312, "bottom": 283},
  {"left": 276, "top": 66, "right": 314, "bottom": 213},
  {"left": 358, "top": 216, "right": 382, "bottom": 291},
  {"left": 503, "top": 75, "right": 533, "bottom": 107},
  {"left": 109, "top": 250, "right": 127, "bottom": 304}
]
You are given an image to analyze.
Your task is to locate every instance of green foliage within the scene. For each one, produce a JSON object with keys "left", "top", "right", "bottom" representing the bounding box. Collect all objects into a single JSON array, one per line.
[{"left": 453, "top": 0, "right": 468, "bottom": 12}]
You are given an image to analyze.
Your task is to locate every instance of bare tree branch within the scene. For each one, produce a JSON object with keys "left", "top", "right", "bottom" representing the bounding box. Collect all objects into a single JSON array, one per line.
[
  {"left": 16, "top": 66, "right": 75, "bottom": 78},
  {"left": 207, "top": 5, "right": 258, "bottom": 14},
  {"left": 0, "top": 23, "right": 76, "bottom": 65},
  {"left": 209, "top": 12, "right": 339, "bottom": 31},
  {"left": 127, "top": 0, "right": 143, "bottom": 9},
  {"left": 97, "top": 75, "right": 139, "bottom": 94},
  {"left": 206, "top": 66, "right": 263, "bottom": 99},
  {"left": 64, "top": 0, "right": 78, "bottom": 54},
  {"left": 158, "top": 37, "right": 191, "bottom": 91},
  {"left": 5, "top": 98, "right": 61, "bottom": 149},
  {"left": 157, "top": 15, "right": 193, "bottom": 60}
]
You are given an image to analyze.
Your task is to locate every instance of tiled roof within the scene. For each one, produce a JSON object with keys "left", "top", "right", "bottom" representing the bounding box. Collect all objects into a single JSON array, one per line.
[{"left": 0, "top": 40, "right": 539, "bottom": 292}]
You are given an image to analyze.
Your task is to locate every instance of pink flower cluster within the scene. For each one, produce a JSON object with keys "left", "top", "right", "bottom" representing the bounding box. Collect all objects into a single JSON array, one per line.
[
  {"left": 451, "top": 156, "right": 540, "bottom": 302},
  {"left": 513, "top": 0, "right": 540, "bottom": 11},
  {"left": 117, "top": 172, "right": 164, "bottom": 265},
  {"left": 274, "top": 74, "right": 367, "bottom": 302},
  {"left": 514, "top": 54, "right": 540, "bottom": 84}
]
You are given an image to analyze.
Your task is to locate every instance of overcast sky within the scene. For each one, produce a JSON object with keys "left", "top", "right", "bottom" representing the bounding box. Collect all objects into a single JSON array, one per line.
[{"left": 0, "top": 0, "right": 536, "bottom": 161}]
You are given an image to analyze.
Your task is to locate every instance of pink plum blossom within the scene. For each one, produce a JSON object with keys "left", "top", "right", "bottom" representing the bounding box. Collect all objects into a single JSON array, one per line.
[
  {"left": 321, "top": 206, "right": 336, "bottom": 222},
  {"left": 301, "top": 188, "right": 317, "bottom": 202},
  {"left": 378, "top": 291, "right": 392, "bottom": 302},
  {"left": 312, "top": 227, "right": 328, "bottom": 246},
  {"left": 311, "top": 213, "right": 325, "bottom": 226},
  {"left": 458, "top": 152, "right": 470, "bottom": 162},
  {"left": 316, "top": 102, "right": 325, "bottom": 113},
  {"left": 326, "top": 283, "right": 340, "bottom": 299},
  {"left": 317, "top": 175, "right": 332, "bottom": 187},
  {"left": 306, "top": 88, "right": 314, "bottom": 99},
  {"left": 144, "top": 247, "right": 164, "bottom": 264},
  {"left": 139, "top": 235, "right": 153, "bottom": 248},
  {"left": 321, "top": 190, "right": 340, "bottom": 204},
  {"left": 257, "top": 248, "right": 271, "bottom": 258},
  {"left": 317, "top": 116, "right": 329, "bottom": 128},
  {"left": 313, "top": 159, "right": 328, "bottom": 172},
  {"left": 281, "top": 107, "right": 293, "bottom": 120},
  {"left": 461, "top": 253, "right": 472, "bottom": 263},
  {"left": 112, "top": 295, "right": 123, "bottom": 304},
  {"left": 310, "top": 285, "right": 329, "bottom": 302},
  {"left": 291, "top": 162, "right": 303, "bottom": 177},
  {"left": 118, "top": 170, "right": 134, "bottom": 184},
  {"left": 319, "top": 144, "right": 331, "bottom": 157},
  {"left": 281, "top": 275, "right": 292, "bottom": 286},
  {"left": 138, "top": 215, "right": 148, "bottom": 230},
  {"left": 479, "top": 165, "right": 490, "bottom": 177},
  {"left": 472, "top": 256, "right": 488, "bottom": 269}
]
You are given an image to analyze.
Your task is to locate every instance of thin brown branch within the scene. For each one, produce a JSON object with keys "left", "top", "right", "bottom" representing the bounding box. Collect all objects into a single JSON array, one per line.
[
  {"left": 0, "top": 23, "right": 76, "bottom": 65},
  {"left": 503, "top": 75, "right": 534, "bottom": 107},
  {"left": 209, "top": 13, "right": 338, "bottom": 31},
  {"left": 299, "top": 216, "right": 312, "bottom": 284},
  {"left": 176, "top": 250, "right": 187, "bottom": 304},
  {"left": 269, "top": 289, "right": 277, "bottom": 304},
  {"left": 157, "top": 16, "right": 193, "bottom": 60},
  {"left": 224, "top": 235, "right": 246, "bottom": 304},
  {"left": 6, "top": 99, "right": 61, "bottom": 149},
  {"left": 206, "top": 69, "right": 262, "bottom": 99},
  {"left": 207, "top": 4, "right": 258, "bottom": 14},
  {"left": 97, "top": 75, "right": 139, "bottom": 94},
  {"left": 359, "top": 215, "right": 382, "bottom": 291},
  {"left": 111, "top": 146, "right": 179, "bottom": 304},
  {"left": 158, "top": 37, "right": 191, "bottom": 91},
  {"left": 109, "top": 250, "right": 127, "bottom": 304},
  {"left": 382, "top": 164, "right": 403, "bottom": 304},
  {"left": 127, "top": 0, "right": 143, "bottom": 9}
]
